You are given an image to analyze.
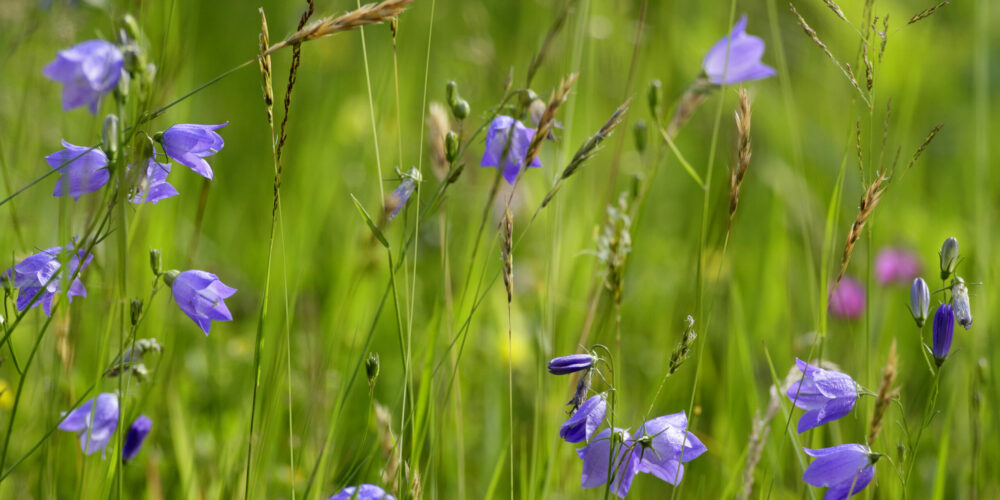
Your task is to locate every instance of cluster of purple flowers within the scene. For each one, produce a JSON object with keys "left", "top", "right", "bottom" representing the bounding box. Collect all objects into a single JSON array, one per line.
[
  {"left": 328, "top": 484, "right": 395, "bottom": 500},
  {"left": 57, "top": 393, "right": 152, "bottom": 462},
  {"left": 548, "top": 354, "right": 706, "bottom": 497},
  {"left": 1, "top": 242, "right": 92, "bottom": 316},
  {"left": 908, "top": 237, "right": 975, "bottom": 367}
]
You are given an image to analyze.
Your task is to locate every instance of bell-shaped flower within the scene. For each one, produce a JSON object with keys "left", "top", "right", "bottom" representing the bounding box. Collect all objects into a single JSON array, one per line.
[
  {"left": 131, "top": 158, "right": 178, "bottom": 204},
  {"left": 632, "top": 411, "right": 707, "bottom": 485},
  {"left": 786, "top": 358, "right": 857, "bottom": 433},
  {"left": 43, "top": 39, "right": 123, "bottom": 113},
  {"left": 328, "top": 484, "right": 396, "bottom": 500},
  {"left": 560, "top": 393, "right": 606, "bottom": 443},
  {"left": 2, "top": 242, "right": 93, "bottom": 316},
  {"left": 46, "top": 141, "right": 110, "bottom": 200},
  {"left": 160, "top": 122, "right": 228, "bottom": 179},
  {"left": 702, "top": 15, "right": 776, "bottom": 85},
  {"left": 57, "top": 393, "right": 119, "bottom": 457},
  {"left": 164, "top": 270, "right": 237, "bottom": 335},
  {"left": 480, "top": 116, "right": 541, "bottom": 185},
  {"left": 577, "top": 427, "right": 639, "bottom": 498},
  {"left": 802, "top": 444, "right": 878, "bottom": 499}
]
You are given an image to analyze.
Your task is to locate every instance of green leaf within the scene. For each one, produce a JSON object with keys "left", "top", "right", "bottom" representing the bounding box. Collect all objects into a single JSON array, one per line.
[{"left": 351, "top": 193, "right": 389, "bottom": 248}]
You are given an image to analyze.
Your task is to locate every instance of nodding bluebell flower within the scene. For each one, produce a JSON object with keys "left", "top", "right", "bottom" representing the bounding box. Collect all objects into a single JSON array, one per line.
[
  {"left": 874, "top": 247, "right": 920, "bottom": 285},
  {"left": 701, "top": 15, "right": 777, "bottom": 85},
  {"left": 480, "top": 115, "right": 541, "bottom": 185},
  {"left": 158, "top": 122, "right": 228, "bottom": 179},
  {"left": 122, "top": 415, "right": 152, "bottom": 462},
  {"left": 386, "top": 167, "right": 422, "bottom": 221},
  {"left": 932, "top": 304, "right": 954, "bottom": 366},
  {"left": 163, "top": 270, "right": 237, "bottom": 335},
  {"left": 46, "top": 141, "right": 110, "bottom": 200},
  {"left": 909, "top": 277, "right": 930, "bottom": 327},
  {"left": 561, "top": 393, "right": 607, "bottom": 443},
  {"left": 2, "top": 242, "right": 93, "bottom": 316},
  {"left": 802, "top": 444, "right": 879, "bottom": 499},
  {"left": 939, "top": 237, "right": 959, "bottom": 280},
  {"left": 951, "top": 276, "right": 973, "bottom": 330},
  {"left": 786, "top": 358, "right": 858, "bottom": 433},
  {"left": 328, "top": 484, "right": 396, "bottom": 500},
  {"left": 632, "top": 411, "right": 707, "bottom": 486},
  {"left": 131, "top": 157, "right": 178, "bottom": 204},
  {"left": 43, "top": 39, "right": 123, "bottom": 113},
  {"left": 829, "top": 276, "right": 865, "bottom": 320},
  {"left": 548, "top": 353, "right": 597, "bottom": 375},
  {"left": 57, "top": 393, "right": 119, "bottom": 457},
  {"left": 578, "top": 427, "right": 638, "bottom": 498}
]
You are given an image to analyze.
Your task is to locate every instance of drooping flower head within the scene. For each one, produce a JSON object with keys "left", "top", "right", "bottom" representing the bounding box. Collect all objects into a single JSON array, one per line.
[
  {"left": 829, "top": 276, "right": 865, "bottom": 320},
  {"left": 577, "top": 427, "right": 639, "bottom": 498},
  {"left": 560, "top": 393, "right": 607, "bottom": 443},
  {"left": 46, "top": 141, "right": 110, "bottom": 200},
  {"left": 548, "top": 353, "right": 597, "bottom": 375},
  {"left": 386, "top": 167, "right": 422, "bottom": 221},
  {"left": 164, "top": 270, "right": 237, "bottom": 335},
  {"left": 57, "top": 393, "right": 119, "bottom": 457},
  {"left": 909, "top": 277, "right": 930, "bottom": 327},
  {"left": 802, "top": 444, "right": 879, "bottom": 499},
  {"left": 932, "top": 304, "right": 954, "bottom": 366},
  {"left": 786, "top": 358, "right": 857, "bottom": 433},
  {"left": 951, "top": 276, "right": 973, "bottom": 330},
  {"left": 2, "top": 242, "right": 93, "bottom": 316},
  {"left": 328, "top": 484, "right": 396, "bottom": 500},
  {"left": 874, "top": 247, "right": 920, "bottom": 285},
  {"left": 43, "top": 39, "right": 123, "bottom": 114},
  {"left": 122, "top": 415, "right": 152, "bottom": 462},
  {"left": 632, "top": 411, "right": 707, "bottom": 486},
  {"left": 701, "top": 15, "right": 777, "bottom": 85},
  {"left": 131, "top": 157, "right": 178, "bottom": 204},
  {"left": 159, "top": 122, "right": 228, "bottom": 179},
  {"left": 480, "top": 116, "right": 541, "bottom": 185}
]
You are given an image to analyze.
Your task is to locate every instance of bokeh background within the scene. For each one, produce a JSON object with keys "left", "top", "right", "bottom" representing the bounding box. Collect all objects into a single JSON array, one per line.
[{"left": 0, "top": 0, "right": 998, "bottom": 498}]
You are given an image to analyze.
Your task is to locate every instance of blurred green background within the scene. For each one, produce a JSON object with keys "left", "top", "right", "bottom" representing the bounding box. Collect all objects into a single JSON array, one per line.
[{"left": 0, "top": 0, "right": 998, "bottom": 498}]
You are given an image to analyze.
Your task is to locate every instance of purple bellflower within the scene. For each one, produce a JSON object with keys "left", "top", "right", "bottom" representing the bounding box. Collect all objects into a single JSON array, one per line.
[
  {"left": 787, "top": 358, "right": 857, "bottom": 433},
  {"left": 632, "top": 411, "right": 707, "bottom": 486},
  {"left": 43, "top": 39, "right": 123, "bottom": 114},
  {"left": 561, "top": 393, "right": 607, "bottom": 443},
  {"left": 548, "top": 353, "right": 597, "bottom": 375},
  {"left": 2, "top": 243, "right": 93, "bottom": 316},
  {"left": 58, "top": 393, "right": 119, "bottom": 457},
  {"left": 874, "top": 247, "right": 920, "bottom": 285},
  {"left": 386, "top": 167, "right": 422, "bottom": 221},
  {"left": 328, "top": 484, "right": 396, "bottom": 500},
  {"left": 702, "top": 15, "right": 777, "bottom": 85},
  {"left": 829, "top": 277, "right": 865, "bottom": 320},
  {"left": 46, "top": 141, "right": 110, "bottom": 200},
  {"left": 932, "top": 304, "right": 954, "bottom": 366},
  {"left": 159, "top": 123, "right": 228, "bottom": 179},
  {"left": 131, "top": 158, "right": 178, "bottom": 204},
  {"left": 802, "top": 444, "right": 879, "bottom": 500},
  {"left": 910, "top": 277, "right": 930, "bottom": 327},
  {"left": 480, "top": 116, "right": 541, "bottom": 185},
  {"left": 164, "top": 270, "right": 237, "bottom": 335},
  {"left": 578, "top": 427, "right": 638, "bottom": 498},
  {"left": 122, "top": 415, "right": 152, "bottom": 462}
]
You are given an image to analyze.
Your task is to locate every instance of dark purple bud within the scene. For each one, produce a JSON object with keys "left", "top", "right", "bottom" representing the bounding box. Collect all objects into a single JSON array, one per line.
[
  {"left": 122, "top": 415, "right": 152, "bottom": 462},
  {"left": 547, "top": 353, "right": 596, "bottom": 375},
  {"left": 932, "top": 304, "right": 954, "bottom": 366}
]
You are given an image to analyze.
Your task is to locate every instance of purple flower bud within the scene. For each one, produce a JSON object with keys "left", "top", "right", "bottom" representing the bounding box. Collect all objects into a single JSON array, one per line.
[
  {"left": 160, "top": 123, "right": 228, "bottom": 179},
  {"left": 560, "top": 394, "right": 607, "bottom": 443},
  {"left": 165, "top": 270, "right": 237, "bottom": 335},
  {"left": 480, "top": 116, "right": 541, "bottom": 185},
  {"left": 58, "top": 393, "right": 119, "bottom": 457},
  {"left": 874, "top": 247, "right": 920, "bottom": 285},
  {"left": 702, "top": 16, "right": 777, "bottom": 85},
  {"left": 577, "top": 427, "right": 638, "bottom": 498},
  {"left": 45, "top": 141, "right": 110, "bottom": 200},
  {"left": 328, "top": 484, "right": 396, "bottom": 500},
  {"left": 932, "top": 304, "right": 954, "bottom": 366},
  {"left": 829, "top": 277, "right": 865, "bottom": 320},
  {"left": 547, "top": 353, "right": 597, "bottom": 375},
  {"left": 122, "top": 415, "right": 152, "bottom": 462},
  {"left": 802, "top": 444, "right": 878, "bottom": 499},
  {"left": 2, "top": 242, "right": 93, "bottom": 316},
  {"left": 910, "top": 277, "right": 930, "bottom": 327},
  {"left": 786, "top": 358, "right": 857, "bottom": 433},
  {"left": 131, "top": 157, "right": 178, "bottom": 204},
  {"left": 43, "top": 39, "right": 123, "bottom": 114}
]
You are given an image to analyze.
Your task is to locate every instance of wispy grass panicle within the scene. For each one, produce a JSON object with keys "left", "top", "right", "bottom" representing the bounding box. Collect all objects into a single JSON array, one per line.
[
  {"left": 789, "top": 3, "right": 871, "bottom": 108},
  {"left": 905, "top": 124, "right": 943, "bottom": 171},
  {"left": 501, "top": 207, "right": 513, "bottom": 303},
  {"left": 668, "top": 315, "right": 698, "bottom": 376},
  {"left": 908, "top": 1, "right": 950, "bottom": 25},
  {"left": 524, "top": 73, "right": 578, "bottom": 168},
  {"left": 666, "top": 77, "right": 712, "bottom": 138},
  {"left": 868, "top": 339, "right": 899, "bottom": 443},
  {"left": 595, "top": 193, "right": 633, "bottom": 306},
  {"left": 836, "top": 171, "right": 887, "bottom": 284},
  {"left": 739, "top": 381, "right": 781, "bottom": 500},
  {"left": 258, "top": 9, "right": 274, "bottom": 127},
  {"left": 264, "top": 0, "right": 416, "bottom": 55},
  {"left": 728, "top": 88, "right": 752, "bottom": 231},
  {"left": 425, "top": 102, "right": 451, "bottom": 180}
]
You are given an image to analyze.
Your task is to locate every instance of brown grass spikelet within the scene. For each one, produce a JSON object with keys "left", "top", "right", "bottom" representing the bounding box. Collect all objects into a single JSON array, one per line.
[
  {"left": 789, "top": 3, "right": 871, "bottom": 108},
  {"left": 525, "top": 73, "right": 578, "bottom": 167},
  {"left": 265, "top": 0, "right": 415, "bottom": 55},
  {"left": 822, "top": 0, "right": 848, "bottom": 22},
  {"left": 257, "top": 8, "right": 273, "bottom": 127},
  {"left": 869, "top": 339, "right": 899, "bottom": 443},
  {"left": 426, "top": 102, "right": 451, "bottom": 180},
  {"left": 501, "top": 208, "right": 513, "bottom": 303},
  {"left": 836, "top": 172, "right": 887, "bottom": 284},
  {"left": 728, "top": 88, "right": 752, "bottom": 230},
  {"left": 908, "top": 1, "right": 949, "bottom": 25},
  {"left": 905, "top": 123, "right": 943, "bottom": 170}
]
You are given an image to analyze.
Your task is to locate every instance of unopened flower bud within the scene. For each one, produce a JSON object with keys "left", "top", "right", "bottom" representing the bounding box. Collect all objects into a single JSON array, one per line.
[
  {"left": 548, "top": 353, "right": 597, "bottom": 375},
  {"left": 451, "top": 99, "right": 470, "bottom": 120},
  {"left": 939, "top": 237, "right": 959, "bottom": 280},
  {"left": 149, "top": 249, "right": 162, "bottom": 276},
  {"left": 162, "top": 269, "right": 179, "bottom": 287},
  {"left": 932, "top": 304, "right": 954, "bottom": 366},
  {"left": 102, "top": 115, "right": 119, "bottom": 161},
  {"left": 445, "top": 131, "right": 459, "bottom": 163},
  {"left": 122, "top": 14, "right": 141, "bottom": 42},
  {"left": 445, "top": 81, "right": 458, "bottom": 106},
  {"left": 130, "top": 299, "right": 143, "bottom": 326},
  {"left": 529, "top": 99, "right": 546, "bottom": 127},
  {"left": 633, "top": 119, "right": 648, "bottom": 153},
  {"left": 648, "top": 80, "right": 663, "bottom": 119},
  {"left": 366, "top": 352, "right": 380, "bottom": 389},
  {"left": 909, "top": 277, "right": 930, "bottom": 327}
]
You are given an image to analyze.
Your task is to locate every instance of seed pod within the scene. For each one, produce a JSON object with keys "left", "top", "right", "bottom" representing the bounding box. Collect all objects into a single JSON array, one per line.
[
  {"left": 451, "top": 99, "right": 470, "bottom": 120},
  {"left": 445, "top": 131, "right": 459, "bottom": 162},
  {"left": 130, "top": 299, "right": 143, "bottom": 326}
]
